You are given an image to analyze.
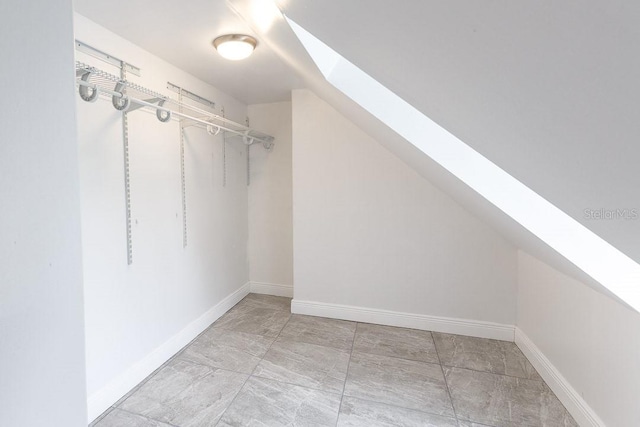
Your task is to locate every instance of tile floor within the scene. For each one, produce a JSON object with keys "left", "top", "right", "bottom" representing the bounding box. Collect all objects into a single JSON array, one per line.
[{"left": 91, "top": 294, "right": 578, "bottom": 427}]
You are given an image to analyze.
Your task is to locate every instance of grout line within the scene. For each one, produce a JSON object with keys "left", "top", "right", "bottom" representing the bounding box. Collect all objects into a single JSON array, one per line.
[
  {"left": 277, "top": 318, "right": 358, "bottom": 352},
  {"left": 111, "top": 363, "right": 458, "bottom": 427},
  {"left": 432, "top": 332, "right": 544, "bottom": 382},
  {"left": 340, "top": 395, "right": 459, "bottom": 424},
  {"left": 348, "top": 348, "right": 442, "bottom": 366},
  {"left": 214, "top": 301, "right": 293, "bottom": 425},
  {"left": 439, "top": 363, "right": 545, "bottom": 382},
  {"left": 110, "top": 296, "right": 259, "bottom": 414},
  {"left": 432, "top": 331, "right": 460, "bottom": 423},
  {"left": 246, "top": 376, "right": 343, "bottom": 397},
  {"left": 110, "top": 296, "right": 254, "bottom": 411},
  {"left": 112, "top": 323, "right": 211, "bottom": 408},
  {"left": 106, "top": 299, "right": 544, "bottom": 427},
  {"left": 114, "top": 407, "right": 180, "bottom": 427},
  {"left": 272, "top": 335, "right": 353, "bottom": 354},
  {"left": 334, "top": 322, "right": 358, "bottom": 427},
  {"left": 100, "top": 295, "right": 293, "bottom": 427},
  {"left": 250, "top": 310, "right": 292, "bottom": 376},
  {"left": 456, "top": 416, "right": 498, "bottom": 427},
  {"left": 214, "top": 310, "right": 497, "bottom": 424},
  {"left": 167, "top": 358, "right": 252, "bottom": 376}
]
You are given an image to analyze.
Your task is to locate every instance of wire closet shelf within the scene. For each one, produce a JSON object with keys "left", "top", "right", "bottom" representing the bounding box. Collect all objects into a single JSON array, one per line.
[{"left": 75, "top": 61, "right": 275, "bottom": 149}]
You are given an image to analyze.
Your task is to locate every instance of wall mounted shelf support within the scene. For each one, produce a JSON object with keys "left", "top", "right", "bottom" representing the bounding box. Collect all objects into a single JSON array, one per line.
[{"left": 75, "top": 61, "right": 275, "bottom": 263}]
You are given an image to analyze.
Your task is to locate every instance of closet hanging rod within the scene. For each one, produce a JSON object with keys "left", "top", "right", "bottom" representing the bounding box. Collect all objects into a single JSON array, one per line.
[
  {"left": 75, "top": 62, "right": 275, "bottom": 149},
  {"left": 166, "top": 82, "right": 257, "bottom": 133},
  {"left": 163, "top": 93, "right": 253, "bottom": 133}
]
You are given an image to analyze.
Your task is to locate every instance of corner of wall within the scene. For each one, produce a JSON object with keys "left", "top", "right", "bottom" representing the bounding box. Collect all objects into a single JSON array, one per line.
[
  {"left": 87, "top": 282, "right": 251, "bottom": 422},
  {"left": 514, "top": 250, "right": 624, "bottom": 427},
  {"left": 514, "top": 327, "right": 605, "bottom": 427},
  {"left": 291, "top": 88, "right": 518, "bottom": 327}
]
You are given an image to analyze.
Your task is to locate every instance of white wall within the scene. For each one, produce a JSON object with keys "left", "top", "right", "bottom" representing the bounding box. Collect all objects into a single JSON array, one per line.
[
  {"left": 74, "top": 15, "right": 251, "bottom": 421},
  {"left": 283, "top": 0, "right": 640, "bottom": 266},
  {"left": 0, "top": 0, "right": 88, "bottom": 425},
  {"left": 517, "top": 251, "right": 640, "bottom": 427},
  {"left": 291, "top": 89, "right": 517, "bottom": 329},
  {"left": 247, "top": 102, "right": 294, "bottom": 295}
]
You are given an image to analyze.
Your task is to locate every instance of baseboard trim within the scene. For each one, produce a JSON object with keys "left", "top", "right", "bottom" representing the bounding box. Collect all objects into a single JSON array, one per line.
[
  {"left": 515, "top": 328, "right": 604, "bottom": 427},
  {"left": 291, "top": 299, "right": 515, "bottom": 341},
  {"left": 250, "top": 281, "right": 293, "bottom": 298},
  {"left": 86, "top": 282, "right": 251, "bottom": 423}
]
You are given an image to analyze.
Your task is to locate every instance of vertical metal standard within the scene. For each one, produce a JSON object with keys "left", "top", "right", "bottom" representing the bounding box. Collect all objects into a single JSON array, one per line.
[
  {"left": 222, "top": 107, "right": 227, "bottom": 188},
  {"left": 121, "top": 68, "right": 133, "bottom": 265},
  {"left": 179, "top": 89, "right": 188, "bottom": 248},
  {"left": 246, "top": 117, "right": 251, "bottom": 186},
  {"left": 246, "top": 144, "right": 251, "bottom": 186}
]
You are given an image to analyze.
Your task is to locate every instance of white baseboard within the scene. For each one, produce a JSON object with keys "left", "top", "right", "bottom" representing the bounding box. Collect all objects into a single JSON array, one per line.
[
  {"left": 515, "top": 328, "right": 604, "bottom": 427},
  {"left": 250, "top": 281, "right": 293, "bottom": 298},
  {"left": 87, "top": 282, "right": 251, "bottom": 423},
  {"left": 291, "top": 299, "right": 515, "bottom": 341}
]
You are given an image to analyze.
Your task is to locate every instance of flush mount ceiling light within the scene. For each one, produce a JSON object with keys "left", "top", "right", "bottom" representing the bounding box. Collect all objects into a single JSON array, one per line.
[{"left": 213, "top": 34, "right": 257, "bottom": 60}]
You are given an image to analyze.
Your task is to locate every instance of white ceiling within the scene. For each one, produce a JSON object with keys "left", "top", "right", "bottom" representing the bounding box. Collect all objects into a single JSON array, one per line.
[
  {"left": 73, "top": 0, "right": 639, "bottom": 300},
  {"left": 278, "top": 0, "right": 640, "bottom": 266},
  {"left": 73, "top": 0, "right": 304, "bottom": 104}
]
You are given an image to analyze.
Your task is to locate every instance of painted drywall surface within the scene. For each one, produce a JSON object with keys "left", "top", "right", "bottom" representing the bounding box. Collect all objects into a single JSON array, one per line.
[
  {"left": 74, "top": 14, "right": 250, "bottom": 407},
  {"left": 0, "top": 0, "right": 88, "bottom": 425},
  {"left": 247, "top": 102, "right": 294, "bottom": 289},
  {"left": 223, "top": 2, "right": 636, "bottom": 309},
  {"left": 517, "top": 251, "right": 640, "bottom": 426},
  {"left": 283, "top": 0, "right": 640, "bottom": 267},
  {"left": 73, "top": 0, "right": 303, "bottom": 105},
  {"left": 292, "top": 89, "right": 517, "bottom": 323}
]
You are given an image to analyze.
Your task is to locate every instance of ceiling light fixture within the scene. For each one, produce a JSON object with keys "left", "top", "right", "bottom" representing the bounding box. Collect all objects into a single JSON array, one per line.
[{"left": 213, "top": 34, "right": 257, "bottom": 60}]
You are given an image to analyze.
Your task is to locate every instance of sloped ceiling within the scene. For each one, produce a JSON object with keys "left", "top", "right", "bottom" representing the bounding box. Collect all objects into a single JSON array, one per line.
[
  {"left": 275, "top": 0, "right": 640, "bottom": 266},
  {"left": 74, "top": 0, "right": 639, "bottom": 304},
  {"left": 228, "top": 0, "right": 639, "bottom": 306}
]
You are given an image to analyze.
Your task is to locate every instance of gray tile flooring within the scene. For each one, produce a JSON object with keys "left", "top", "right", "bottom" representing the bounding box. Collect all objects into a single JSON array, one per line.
[{"left": 91, "top": 294, "right": 578, "bottom": 427}]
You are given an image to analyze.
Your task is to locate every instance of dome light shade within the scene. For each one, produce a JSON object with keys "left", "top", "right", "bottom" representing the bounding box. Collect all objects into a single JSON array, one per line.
[{"left": 213, "top": 34, "right": 257, "bottom": 60}]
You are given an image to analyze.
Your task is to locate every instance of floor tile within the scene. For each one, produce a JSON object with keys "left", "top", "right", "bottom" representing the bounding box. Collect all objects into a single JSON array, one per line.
[
  {"left": 433, "top": 333, "right": 541, "bottom": 380},
  {"left": 92, "top": 408, "right": 174, "bottom": 427},
  {"left": 344, "top": 352, "right": 454, "bottom": 416},
  {"left": 444, "top": 367, "right": 578, "bottom": 427},
  {"left": 278, "top": 314, "right": 357, "bottom": 351},
  {"left": 176, "top": 327, "right": 274, "bottom": 374},
  {"left": 337, "top": 396, "right": 458, "bottom": 427},
  {"left": 96, "top": 307, "right": 578, "bottom": 427},
  {"left": 236, "top": 293, "right": 292, "bottom": 311},
  {"left": 212, "top": 303, "right": 290, "bottom": 338},
  {"left": 118, "top": 359, "right": 247, "bottom": 427},
  {"left": 253, "top": 338, "right": 351, "bottom": 393},
  {"left": 353, "top": 323, "right": 440, "bottom": 364},
  {"left": 217, "top": 376, "right": 341, "bottom": 427},
  {"left": 457, "top": 421, "right": 497, "bottom": 427}
]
